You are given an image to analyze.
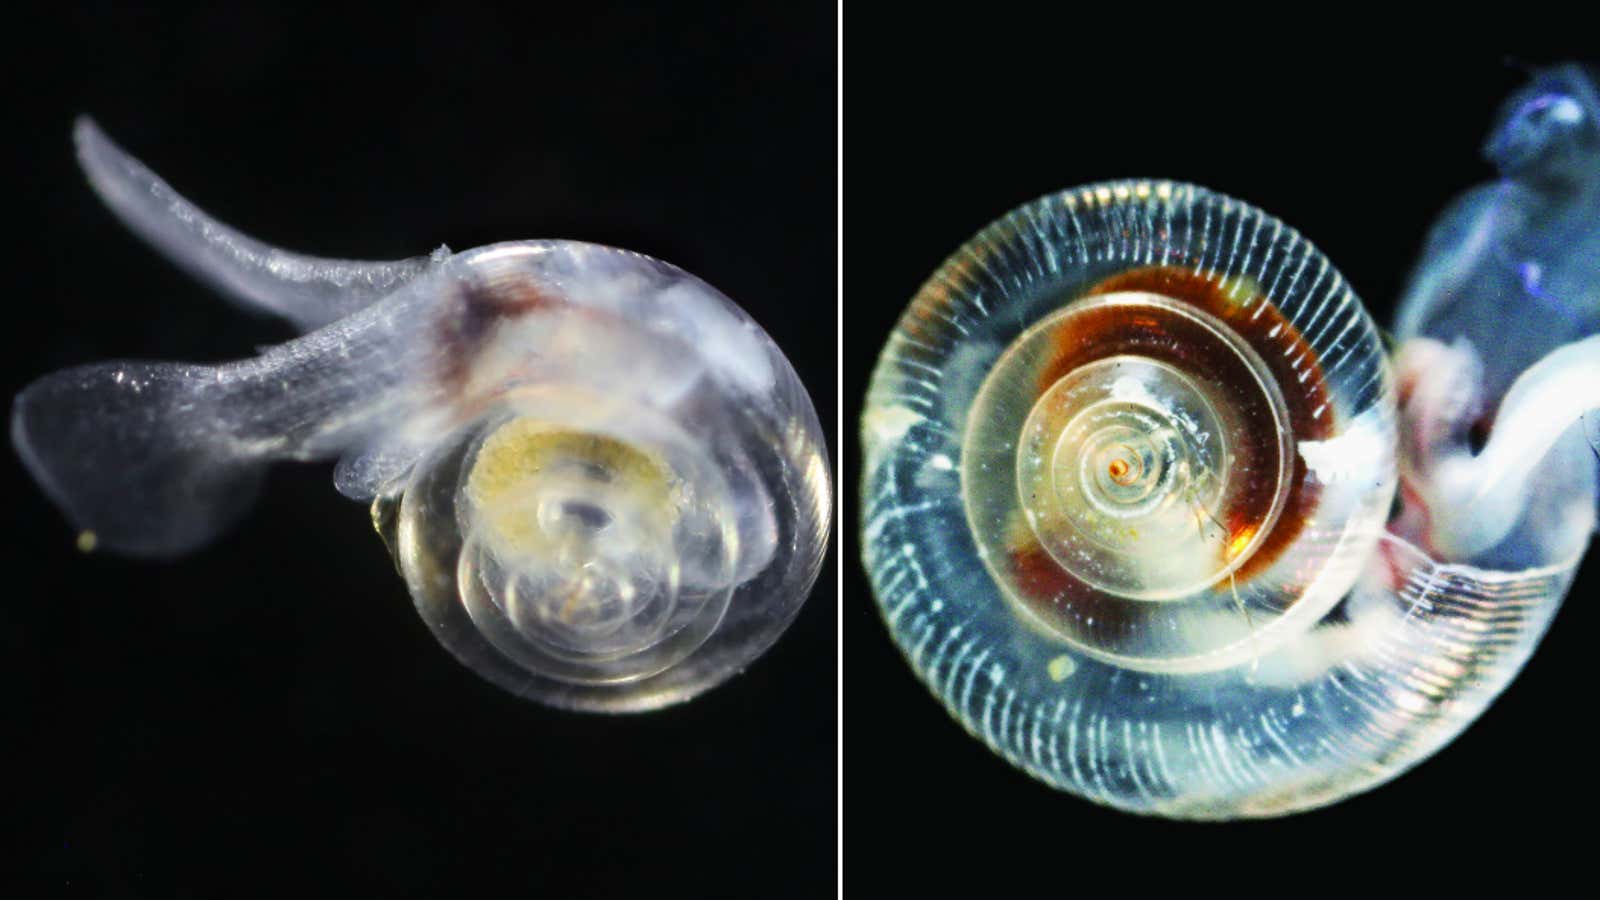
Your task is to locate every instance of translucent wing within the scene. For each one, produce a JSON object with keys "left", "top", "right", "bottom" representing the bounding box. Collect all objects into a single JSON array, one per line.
[
  {"left": 74, "top": 117, "right": 447, "bottom": 332},
  {"left": 11, "top": 284, "right": 439, "bottom": 557}
]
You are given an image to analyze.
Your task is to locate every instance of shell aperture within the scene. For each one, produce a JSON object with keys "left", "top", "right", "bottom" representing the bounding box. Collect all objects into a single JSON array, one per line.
[
  {"left": 863, "top": 70, "right": 1600, "bottom": 821},
  {"left": 13, "top": 119, "right": 831, "bottom": 713}
]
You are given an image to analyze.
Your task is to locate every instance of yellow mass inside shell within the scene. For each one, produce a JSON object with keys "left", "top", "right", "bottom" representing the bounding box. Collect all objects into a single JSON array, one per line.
[{"left": 464, "top": 417, "right": 680, "bottom": 559}]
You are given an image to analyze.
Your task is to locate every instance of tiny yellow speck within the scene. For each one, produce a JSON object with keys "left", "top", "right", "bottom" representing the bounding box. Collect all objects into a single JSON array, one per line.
[
  {"left": 1213, "top": 273, "right": 1263, "bottom": 308},
  {"left": 1047, "top": 654, "right": 1077, "bottom": 682},
  {"left": 76, "top": 531, "right": 98, "bottom": 553}
]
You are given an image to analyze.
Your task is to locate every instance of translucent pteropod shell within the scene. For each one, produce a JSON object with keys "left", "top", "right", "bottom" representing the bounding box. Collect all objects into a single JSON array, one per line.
[
  {"left": 862, "top": 169, "right": 1598, "bottom": 817},
  {"left": 13, "top": 119, "right": 831, "bottom": 712}
]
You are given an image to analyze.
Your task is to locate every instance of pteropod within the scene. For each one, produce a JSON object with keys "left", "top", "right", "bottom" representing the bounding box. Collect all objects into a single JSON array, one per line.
[
  {"left": 861, "top": 64, "right": 1600, "bottom": 818},
  {"left": 15, "top": 119, "right": 831, "bottom": 713}
]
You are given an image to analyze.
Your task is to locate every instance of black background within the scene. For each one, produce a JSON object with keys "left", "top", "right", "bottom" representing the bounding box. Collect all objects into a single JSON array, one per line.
[
  {"left": 844, "top": 33, "right": 1592, "bottom": 900},
  {"left": 5, "top": 3, "right": 835, "bottom": 897}
]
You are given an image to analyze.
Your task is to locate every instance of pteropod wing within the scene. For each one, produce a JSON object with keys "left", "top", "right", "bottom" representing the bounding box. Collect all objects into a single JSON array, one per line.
[
  {"left": 11, "top": 296, "right": 427, "bottom": 558},
  {"left": 73, "top": 116, "right": 446, "bottom": 332}
]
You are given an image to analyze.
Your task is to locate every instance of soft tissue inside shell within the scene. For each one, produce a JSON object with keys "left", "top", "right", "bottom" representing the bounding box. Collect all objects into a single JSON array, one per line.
[
  {"left": 961, "top": 266, "right": 1344, "bottom": 669},
  {"left": 1078, "top": 266, "right": 1334, "bottom": 582},
  {"left": 464, "top": 417, "right": 679, "bottom": 564}
]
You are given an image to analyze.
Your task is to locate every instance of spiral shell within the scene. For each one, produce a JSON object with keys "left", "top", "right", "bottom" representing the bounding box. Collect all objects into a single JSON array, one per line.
[
  {"left": 378, "top": 244, "right": 832, "bottom": 711},
  {"left": 865, "top": 68, "right": 1600, "bottom": 819},
  {"left": 863, "top": 181, "right": 1426, "bottom": 817}
]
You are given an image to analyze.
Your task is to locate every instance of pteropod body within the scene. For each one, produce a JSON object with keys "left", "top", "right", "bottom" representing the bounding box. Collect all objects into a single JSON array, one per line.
[{"left": 15, "top": 120, "right": 831, "bottom": 712}]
